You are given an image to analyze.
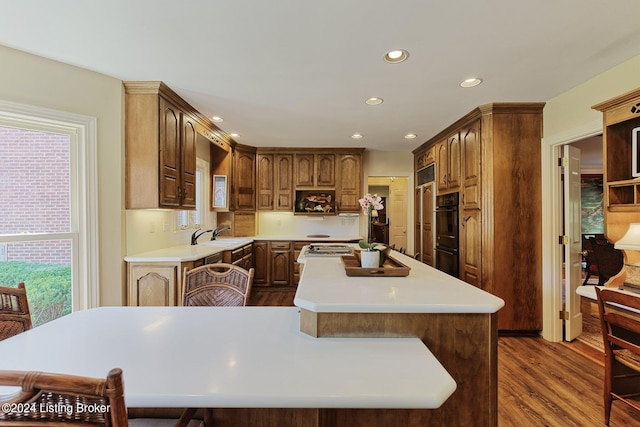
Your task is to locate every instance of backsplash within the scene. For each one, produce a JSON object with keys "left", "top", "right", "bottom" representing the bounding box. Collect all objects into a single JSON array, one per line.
[{"left": 258, "top": 212, "right": 361, "bottom": 237}]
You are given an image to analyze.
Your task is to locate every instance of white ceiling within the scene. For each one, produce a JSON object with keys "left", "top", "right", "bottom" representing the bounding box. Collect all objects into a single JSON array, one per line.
[{"left": 1, "top": 1, "right": 640, "bottom": 151}]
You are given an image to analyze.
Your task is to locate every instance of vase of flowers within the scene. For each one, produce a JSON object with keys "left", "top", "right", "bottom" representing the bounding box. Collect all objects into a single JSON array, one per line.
[{"left": 358, "top": 193, "right": 384, "bottom": 244}]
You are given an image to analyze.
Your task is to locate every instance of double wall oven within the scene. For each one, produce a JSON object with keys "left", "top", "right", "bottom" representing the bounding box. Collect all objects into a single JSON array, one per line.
[{"left": 435, "top": 193, "right": 459, "bottom": 277}]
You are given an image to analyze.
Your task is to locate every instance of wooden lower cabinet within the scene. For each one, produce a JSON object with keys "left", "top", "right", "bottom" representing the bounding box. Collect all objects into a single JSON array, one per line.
[
  {"left": 127, "top": 251, "right": 234, "bottom": 306},
  {"left": 293, "top": 242, "right": 306, "bottom": 285},
  {"left": 223, "top": 243, "right": 253, "bottom": 271},
  {"left": 252, "top": 242, "right": 270, "bottom": 285},
  {"left": 270, "top": 242, "right": 292, "bottom": 286}
]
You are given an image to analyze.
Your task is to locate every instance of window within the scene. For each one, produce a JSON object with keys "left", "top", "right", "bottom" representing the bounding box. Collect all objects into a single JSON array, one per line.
[
  {"left": 177, "top": 158, "right": 208, "bottom": 230},
  {"left": 0, "top": 100, "right": 98, "bottom": 325}
]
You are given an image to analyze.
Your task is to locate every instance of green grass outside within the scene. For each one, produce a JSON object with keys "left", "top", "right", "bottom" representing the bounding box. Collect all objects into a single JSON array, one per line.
[{"left": 0, "top": 261, "right": 71, "bottom": 327}]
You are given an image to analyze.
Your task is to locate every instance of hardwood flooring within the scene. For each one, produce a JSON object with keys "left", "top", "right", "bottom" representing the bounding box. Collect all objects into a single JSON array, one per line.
[{"left": 249, "top": 288, "right": 640, "bottom": 425}]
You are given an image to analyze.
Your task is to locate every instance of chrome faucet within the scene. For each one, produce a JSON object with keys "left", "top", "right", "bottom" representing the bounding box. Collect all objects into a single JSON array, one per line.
[
  {"left": 190, "top": 228, "right": 213, "bottom": 245},
  {"left": 211, "top": 226, "right": 231, "bottom": 240}
]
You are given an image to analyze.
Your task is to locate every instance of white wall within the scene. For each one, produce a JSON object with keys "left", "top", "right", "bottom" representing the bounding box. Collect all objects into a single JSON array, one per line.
[{"left": 0, "top": 45, "right": 124, "bottom": 305}]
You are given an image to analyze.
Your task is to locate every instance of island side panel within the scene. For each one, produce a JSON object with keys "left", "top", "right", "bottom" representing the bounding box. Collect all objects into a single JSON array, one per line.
[{"left": 301, "top": 310, "right": 498, "bottom": 427}]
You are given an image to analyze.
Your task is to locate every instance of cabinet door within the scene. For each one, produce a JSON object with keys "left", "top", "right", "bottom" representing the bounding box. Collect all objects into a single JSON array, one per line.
[
  {"left": 180, "top": 114, "right": 197, "bottom": 208},
  {"left": 252, "top": 242, "right": 269, "bottom": 285},
  {"left": 336, "top": 154, "right": 362, "bottom": 212},
  {"left": 293, "top": 242, "right": 305, "bottom": 285},
  {"left": 257, "top": 154, "right": 274, "bottom": 210},
  {"left": 414, "top": 187, "right": 422, "bottom": 263},
  {"left": 294, "top": 154, "right": 315, "bottom": 187},
  {"left": 159, "top": 98, "right": 181, "bottom": 207},
  {"left": 460, "top": 210, "right": 481, "bottom": 288},
  {"left": 274, "top": 154, "right": 293, "bottom": 210},
  {"left": 422, "top": 183, "right": 435, "bottom": 266},
  {"left": 233, "top": 148, "right": 256, "bottom": 210},
  {"left": 270, "top": 242, "right": 292, "bottom": 286},
  {"left": 436, "top": 139, "right": 448, "bottom": 192},
  {"left": 447, "top": 132, "right": 461, "bottom": 191},
  {"left": 461, "top": 120, "right": 481, "bottom": 210},
  {"left": 316, "top": 153, "right": 336, "bottom": 187},
  {"left": 271, "top": 250, "right": 291, "bottom": 285},
  {"left": 128, "top": 264, "right": 178, "bottom": 306}
]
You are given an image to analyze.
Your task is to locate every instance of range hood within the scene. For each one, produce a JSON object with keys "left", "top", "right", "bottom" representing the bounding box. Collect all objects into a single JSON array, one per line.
[{"left": 295, "top": 190, "right": 336, "bottom": 215}]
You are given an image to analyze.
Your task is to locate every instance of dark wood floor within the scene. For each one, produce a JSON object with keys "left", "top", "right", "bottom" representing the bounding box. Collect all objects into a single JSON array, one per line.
[{"left": 249, "top": 288, "right": 640, "bottom": 426}]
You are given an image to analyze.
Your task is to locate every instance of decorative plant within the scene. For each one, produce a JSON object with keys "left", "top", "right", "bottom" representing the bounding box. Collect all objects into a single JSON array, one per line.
[
  {"left": 358, "top": 193, "right": 384, "bottom": 244},
  {"left": 358, "top": 240, "right": 390, "bottom": 267}
]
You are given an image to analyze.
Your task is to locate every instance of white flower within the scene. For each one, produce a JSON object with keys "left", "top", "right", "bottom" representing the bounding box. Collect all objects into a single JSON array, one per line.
[{"left": 358, "top": 193, "right": 384, "bottom": 215}]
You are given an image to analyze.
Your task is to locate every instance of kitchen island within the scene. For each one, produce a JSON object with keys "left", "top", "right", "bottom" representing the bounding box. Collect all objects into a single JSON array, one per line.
[{"left": 296, "top": 247, "right": 505, "bottom": 427}]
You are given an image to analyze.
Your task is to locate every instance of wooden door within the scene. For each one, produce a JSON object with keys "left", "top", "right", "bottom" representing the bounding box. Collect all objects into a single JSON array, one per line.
[
  {"left": 460, "top": 210, "right": 481, "bottom": 287},
  {"left": 128, "top": 264, "right": 178, "bottom": 306},
  {"left": 180, "top": 114, "right": 197, "bottom": 208},
  {"left": 336, "top": 154, "right": 361, "bottom": 212},
  {"left": 159, "top": 98, "right": 181, "bottom": 207},
  {"left": 233, "top": 148, "right": 256, "bottom": 210},
  {"left": 274, "top": 154, "right": 293, "bottom": 210},
  {"left": 461, "top": 121, "right": 480, "bottom": 209},
  {"left": 421, "top": 183, "right": 435, "bottom": 266},
  {"left": 563, "top": 145, "right": 583, "bottom": 341},
  {"left": 294, "top": 153, "right": 315, "bottom": 187},
  {"left": 414, "top": 186, "right": 422, "bottom": 262},
  {"left": 257, "top": 154, "right": 274, "bottom": 210},
  {"left": 436, "top": 139, "right": 448, "bottom": 193},
  {"left": 389, "top": 177, "right": 408, "bottom": 251},
  {"left": 316, "top": 153, "right": 336, "bottom": 187},
  {"left": 447, "top": 132, "right": 461, "bottom": 191},
  {"left": 252, "top": 242, "right": 269, "bottom": 285},
  {"left": 270, "top": 246, "right": 291, "bottom": 285}
]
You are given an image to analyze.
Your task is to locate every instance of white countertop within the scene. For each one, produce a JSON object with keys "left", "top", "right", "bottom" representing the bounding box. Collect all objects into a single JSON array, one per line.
[
  {"left": 0, "top": 307, "right": 456, "bottom": 409},
  {"left": 295, "top": 247, "right": 504, "bottom": 314},
  {"left": 577, "top": 285, "right": 640, "bottom": 314},
  {"left": 124, "top": 236, "right": 361, "bottom": 262}
]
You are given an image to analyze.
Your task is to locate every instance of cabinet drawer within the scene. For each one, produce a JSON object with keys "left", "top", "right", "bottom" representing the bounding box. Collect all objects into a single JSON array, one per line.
[
  {"left": 204, "top": 252, "right": 223, "bottom": 265},
  {"left": 270, "top": 242, "right": 292, "bottom": 250},
  {"left": 230, "top": 247, "right": 244, "bottom": 262}
]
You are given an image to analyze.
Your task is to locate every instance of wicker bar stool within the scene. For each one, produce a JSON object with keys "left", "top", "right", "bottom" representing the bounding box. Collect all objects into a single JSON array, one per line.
[
  {"left": 182, "top": 263, "right": 254, "bottom": 307},
  {"left": 0, "top": 282, "right": 33, "bottom": 341}
]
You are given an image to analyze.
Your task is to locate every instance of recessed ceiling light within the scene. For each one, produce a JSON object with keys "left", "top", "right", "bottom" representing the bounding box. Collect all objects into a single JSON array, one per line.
[
  {"left": 460, "top": 78, "right": 483, "bottom": 88},
  {"left": 365, "top": 97, "right": 383, "bottom": 105},
  {"left": 230, "top": 133, "right": 240, "bottom": 138},
  {"left": 404, "top": 133, "right": 417, "bottom": 139},
  {"left": 351, "top": 133, "right": 363, "bottom": 139},
  {"left": 211, "top": 116, "right": 223, "bottom": 122},
  {"left": 384, "top": 49, "right": 409, "bottom": 64}
]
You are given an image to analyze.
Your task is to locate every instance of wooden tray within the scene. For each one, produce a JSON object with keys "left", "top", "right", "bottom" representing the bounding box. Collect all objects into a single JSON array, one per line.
[{"left": 340, "top": 251, "right": 411, "bottom": 277}]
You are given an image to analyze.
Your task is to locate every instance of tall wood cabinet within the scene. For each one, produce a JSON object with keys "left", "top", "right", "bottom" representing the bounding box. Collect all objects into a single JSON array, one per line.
[
  {"left": 230, "top": 145, "right": 256, "bottom": 211},
  {"left": 413, "top": 103, "right": 545, "bottom": 331},
  {"left": 436, "top": 133, "right": 461, "bottom": 194},
  {"left": 335, "top": 153, "right": 362, "bottom": 212},
  {"left": 124, "top": 81, "right": 198, "bottom": 209}
]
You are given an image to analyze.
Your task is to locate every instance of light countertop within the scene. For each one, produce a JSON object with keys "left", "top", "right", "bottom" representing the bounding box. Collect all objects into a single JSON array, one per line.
[
  {"left": 295, "top": 246, "right": 505, "bottom": 314},
  {"left": 0, "top": 307, "right": 456, "bottom": 409},
  {"left": 124, "top": 236, "right": 361, "bottom": 262}
]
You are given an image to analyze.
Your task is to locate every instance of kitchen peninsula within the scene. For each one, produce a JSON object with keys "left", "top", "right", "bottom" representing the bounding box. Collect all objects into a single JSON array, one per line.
[{"left": 296, "top": 247, "right": 505, "bottom": 427}]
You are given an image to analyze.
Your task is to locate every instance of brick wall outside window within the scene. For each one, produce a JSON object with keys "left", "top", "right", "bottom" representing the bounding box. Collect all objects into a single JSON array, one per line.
[{"left": 0, "top": 127, "right": 71, "bottom": 265}]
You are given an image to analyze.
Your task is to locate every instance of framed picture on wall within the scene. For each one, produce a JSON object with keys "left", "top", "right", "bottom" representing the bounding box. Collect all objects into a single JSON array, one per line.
[{"left": 212, "top": 175, "right": 227, "bottom": 209}]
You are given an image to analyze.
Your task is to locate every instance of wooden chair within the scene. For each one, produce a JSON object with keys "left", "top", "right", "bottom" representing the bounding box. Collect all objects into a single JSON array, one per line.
[
  {"left": 183, "top": 263, "right": 254, "bottom": 307},
  {"left": 0, "top": 368, "right": 129, "bottom": 426},
  {"left": 590, "top": 237, "right": 624, "bottom": 286},
  {"left": 0, "top": 282, "right": 33, "bottom": 341},
  {"left": 0, "top": 368, "right": 202, "bottom": 426},
  {"left": 595, "top": 288, "right": 640, "bottom": 425}
]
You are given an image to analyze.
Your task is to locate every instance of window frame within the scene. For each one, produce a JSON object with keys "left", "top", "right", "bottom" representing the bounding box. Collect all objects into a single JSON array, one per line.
[{"left": 0, "top": 99, "right": 99, "bottom": 310}]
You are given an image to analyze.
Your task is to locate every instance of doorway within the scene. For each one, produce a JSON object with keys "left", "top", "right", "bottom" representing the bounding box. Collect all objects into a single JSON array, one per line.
[
  {"left": 541, "top": 121, "right": 603, "bottom": 342},
  {"left": 367, "top": 176, "right": 408, "bottom": 252}
]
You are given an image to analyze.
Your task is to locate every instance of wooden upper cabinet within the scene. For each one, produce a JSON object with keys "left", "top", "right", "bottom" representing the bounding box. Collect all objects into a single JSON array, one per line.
[
  {"left": 436, "top": 133, "right": 460, "bottom": 193},
  {"left": 257, "top": 153, "right": 293, "bottom": 211},
  {"left": 461, "top": 120, "right": 481, "bottom": 210},
  {"left": 274, "top": 154, "right": 293, "bottom": 210},
  {"left": 257, "top": 154, "right": 274, "bottom": 210},
  {"left": 125, "top": 81, "right": 198, "bottom": 209},
  {"left": 294, "top": 153, "right": 335, "bottom": 187},
  {"left": 231, "top": 146, "right": 256, "bottom": 211},
  {"left": 336, "top": 153, "right": 362, "bottom": 212}
]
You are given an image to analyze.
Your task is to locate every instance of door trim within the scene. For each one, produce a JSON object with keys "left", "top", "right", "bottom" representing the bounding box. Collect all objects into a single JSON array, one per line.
[{"left": 541, "top": 120, "right": 601, "bottom": 342}]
